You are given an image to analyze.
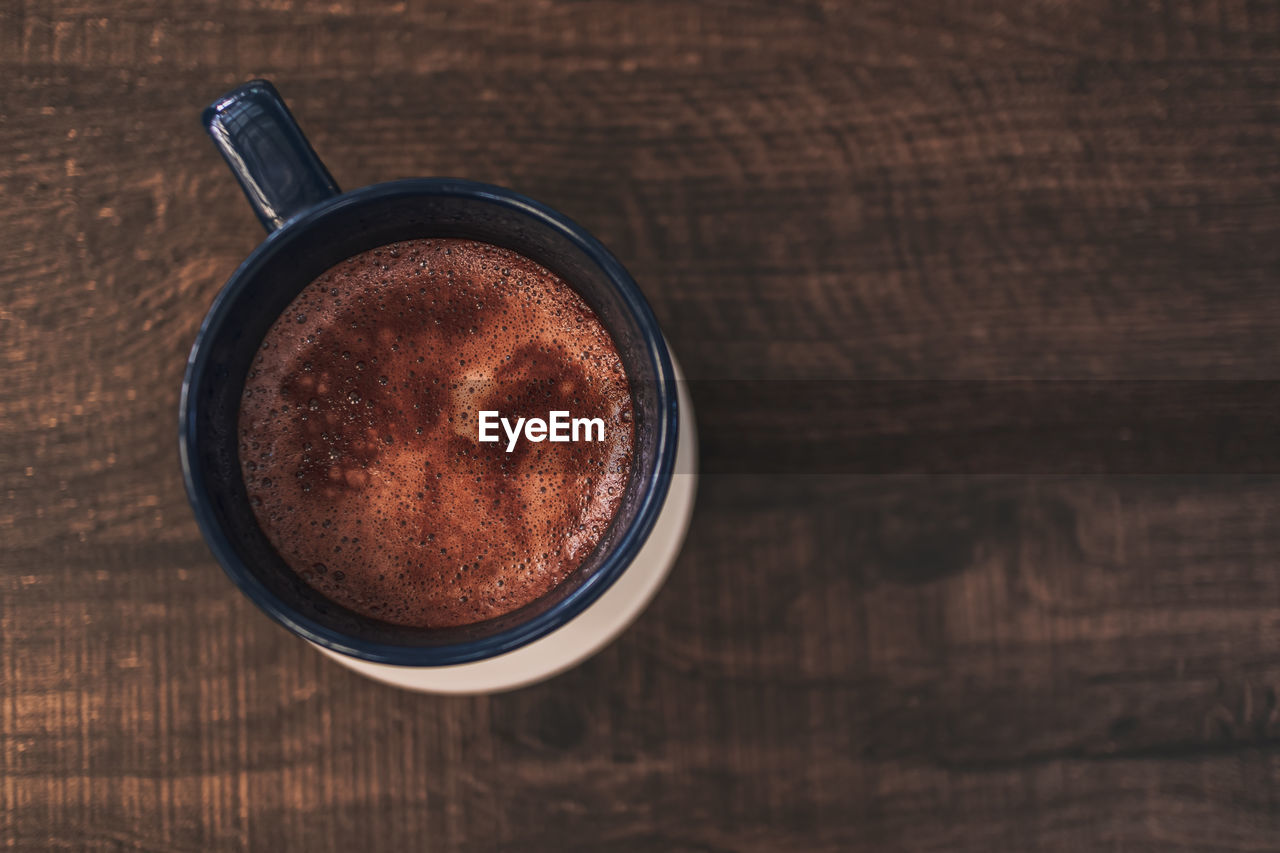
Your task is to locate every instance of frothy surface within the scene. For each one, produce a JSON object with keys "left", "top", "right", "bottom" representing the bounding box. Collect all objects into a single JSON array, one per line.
[{"left": 238, "top": 239, "right": 634, "bottom": 628}]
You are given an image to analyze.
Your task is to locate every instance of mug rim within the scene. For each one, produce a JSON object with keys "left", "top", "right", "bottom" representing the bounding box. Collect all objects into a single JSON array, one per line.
[{"left": 179, "top": 178, "right": 679, "bottom": 666}]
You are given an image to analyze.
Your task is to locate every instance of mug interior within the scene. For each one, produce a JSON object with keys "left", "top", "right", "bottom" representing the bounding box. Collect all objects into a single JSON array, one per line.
[{"left": 180, "top": 180, "right": 677, "bottom": 664}]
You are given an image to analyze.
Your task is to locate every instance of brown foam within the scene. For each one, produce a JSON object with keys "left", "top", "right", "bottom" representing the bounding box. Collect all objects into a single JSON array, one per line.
[{"left": 238, "top": 238, "right": 634, "bottom": 628}]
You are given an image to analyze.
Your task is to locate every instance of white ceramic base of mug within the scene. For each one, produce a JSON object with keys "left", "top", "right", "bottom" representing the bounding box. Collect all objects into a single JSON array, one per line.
[{"left": 313, "top": 350, "right": 697, "bottom": 694}]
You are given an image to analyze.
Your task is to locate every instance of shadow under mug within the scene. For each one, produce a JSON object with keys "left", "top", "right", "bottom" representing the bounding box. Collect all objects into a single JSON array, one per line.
[{"left": 180, "top": 80, "right": 679, "bottom": 666}]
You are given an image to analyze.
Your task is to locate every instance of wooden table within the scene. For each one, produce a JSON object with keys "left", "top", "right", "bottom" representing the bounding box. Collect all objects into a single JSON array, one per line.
[{"left": 5, "top": 2, "right": 1280, "bottom": 850}]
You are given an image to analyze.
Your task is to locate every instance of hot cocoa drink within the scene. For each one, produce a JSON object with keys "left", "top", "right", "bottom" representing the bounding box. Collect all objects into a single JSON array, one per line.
[{"left": 238, "top": 238, "right": 634, "bottom": 628}]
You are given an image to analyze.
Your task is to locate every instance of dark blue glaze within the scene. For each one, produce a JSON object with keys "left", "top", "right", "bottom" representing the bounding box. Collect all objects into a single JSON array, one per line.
[
  {"left": 203, "top": 80, "right": 341, "bottom": 231},
  {"left": 181, "top": 81, "right": 678, "bottom": 666}
]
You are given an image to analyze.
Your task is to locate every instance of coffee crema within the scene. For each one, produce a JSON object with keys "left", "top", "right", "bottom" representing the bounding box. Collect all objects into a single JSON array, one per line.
[{"left": 238, "top": 238, "right": 634, "bottom": 628}]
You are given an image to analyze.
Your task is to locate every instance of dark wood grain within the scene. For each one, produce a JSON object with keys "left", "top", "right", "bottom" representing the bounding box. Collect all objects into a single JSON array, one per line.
[{"left": 4, "top": 1, "right": 1280, "bottom": 850}]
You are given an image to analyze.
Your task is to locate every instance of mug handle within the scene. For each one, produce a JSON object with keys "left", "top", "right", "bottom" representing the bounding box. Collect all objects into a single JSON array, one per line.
[{"left": 202, "top": 79, "right": 341, "bottom": 232}]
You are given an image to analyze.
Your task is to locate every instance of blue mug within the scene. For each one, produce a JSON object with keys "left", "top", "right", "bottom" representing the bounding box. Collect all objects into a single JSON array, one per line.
[{"left": 180, "top": 80, "right": 684, "bottom": 676}]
